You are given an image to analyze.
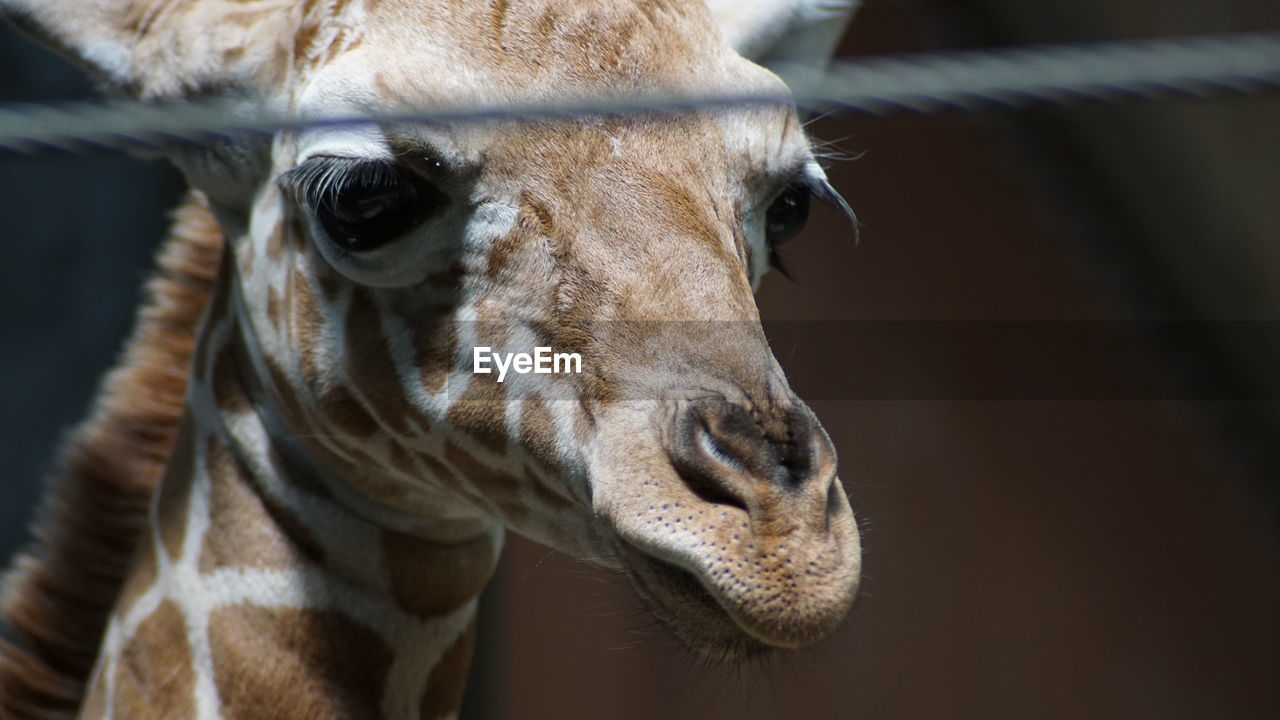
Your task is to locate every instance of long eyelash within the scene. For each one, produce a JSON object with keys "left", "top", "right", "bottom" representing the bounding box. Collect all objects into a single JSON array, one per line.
[
  {"left": 768, "top": 245, "right": 792, "bottom": 279},
  {"left": 799, "top": 166, "right": 861, "bottom": 245},
  {"left": 284, "top": 157, "right": 400, "bottom": 207}
]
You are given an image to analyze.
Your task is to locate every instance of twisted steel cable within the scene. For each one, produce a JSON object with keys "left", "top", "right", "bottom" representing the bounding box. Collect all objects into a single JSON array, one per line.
[{"left": 0, "top": 31, "right": 1277, "bottom": 156}]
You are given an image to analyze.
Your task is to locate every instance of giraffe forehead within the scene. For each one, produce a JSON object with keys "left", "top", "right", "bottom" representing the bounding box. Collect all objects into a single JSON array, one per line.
[
  {"left": 293, "top": 0, "right": 781, "bottom": 114},
  {"left": 284, "top": 0, "right": 805, "bottom": 190},
  {"left": 468, "top": 105, "right": 809, "bottom": 206},
  {"left": 354, "top": 0, "right": 736, "bottom": 85}
]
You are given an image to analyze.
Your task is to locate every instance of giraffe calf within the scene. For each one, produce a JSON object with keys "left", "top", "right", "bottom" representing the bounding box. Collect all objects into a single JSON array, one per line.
[{"left": 0, "top": 1, "right": 863, "bottom": 718}]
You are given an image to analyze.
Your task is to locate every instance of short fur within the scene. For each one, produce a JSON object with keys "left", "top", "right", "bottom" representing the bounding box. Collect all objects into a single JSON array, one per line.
[
  {"left": 0, "top": 2, "right": 864, "bottom": 716},
  {"left": 0, "top": 192, "right": 222, "bottom": 720}
]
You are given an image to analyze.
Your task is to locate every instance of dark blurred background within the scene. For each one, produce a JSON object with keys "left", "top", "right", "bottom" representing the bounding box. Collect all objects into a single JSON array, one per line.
[
  {"left": 3, "top": 1, "right": 1278, "bottom": 719},
  {"left": 0, "top": 21, "right": 184, "bottom": 575}
]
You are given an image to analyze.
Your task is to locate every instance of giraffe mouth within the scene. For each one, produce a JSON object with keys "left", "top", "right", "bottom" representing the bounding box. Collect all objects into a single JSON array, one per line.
[{"left": 618, "top": 542, "right": 770, "bottom": 660}]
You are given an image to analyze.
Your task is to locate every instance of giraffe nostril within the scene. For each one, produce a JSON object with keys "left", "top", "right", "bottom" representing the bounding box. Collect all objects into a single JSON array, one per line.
[
  {"left": 695, "top": 422, "right": 745, "bottom": 474},
  {"left": 674, "top": 421, "right": 750, "bottom": 512},
  {"left": 667, "top": 395, "right": 827, "bottom": 511},
  {"left": 666, "top": 402, "right": 750, "bottom": 512}
]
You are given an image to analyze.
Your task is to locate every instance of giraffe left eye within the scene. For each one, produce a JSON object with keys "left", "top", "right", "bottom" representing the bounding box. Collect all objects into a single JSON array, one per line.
[
  {"left": 764, "top": 183, "right": 811, "bottom": 247},
  {"left": 291, "top": 158, "right": 448, "bottom": 253}
]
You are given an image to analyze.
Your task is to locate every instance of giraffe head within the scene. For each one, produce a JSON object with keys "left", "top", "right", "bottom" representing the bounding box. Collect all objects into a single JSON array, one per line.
[{"left": 6, "top": 0, "right": 861, "bottom": 657}]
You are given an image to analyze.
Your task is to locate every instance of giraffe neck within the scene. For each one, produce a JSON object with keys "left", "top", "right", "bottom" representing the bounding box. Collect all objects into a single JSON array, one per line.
[{"left": 79, "top": 255, "right": 503, "bottom": 720}]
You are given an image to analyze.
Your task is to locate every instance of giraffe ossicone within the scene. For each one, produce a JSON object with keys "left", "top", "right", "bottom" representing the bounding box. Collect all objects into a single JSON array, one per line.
[{"left": 0, "top": 1, "right": 862, "bottom": 717}]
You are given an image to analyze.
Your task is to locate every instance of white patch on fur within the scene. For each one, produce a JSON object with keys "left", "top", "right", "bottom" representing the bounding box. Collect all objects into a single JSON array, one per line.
[
  {"left": 78, "top": 39, "right": 133, "bottom": 84},
  {"left": 293, "top": 127, "right": 393, "bottom": 168},
  {"left": 465, "top": 200, "right": 519, "bottom": 256}
]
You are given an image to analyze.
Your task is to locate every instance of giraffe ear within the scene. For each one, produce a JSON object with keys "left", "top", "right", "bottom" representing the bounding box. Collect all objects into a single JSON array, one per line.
[
  {"left": 0, "top": 0, "right": 293, "bottom": 99},
  {"left": 703, "top": 0, "right": 858, "bottom": 66}
]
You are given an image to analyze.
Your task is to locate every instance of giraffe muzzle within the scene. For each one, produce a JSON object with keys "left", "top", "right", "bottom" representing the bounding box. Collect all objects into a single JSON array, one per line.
[{"left": 596, "top": 392, "right": 861, "bottom": 656}]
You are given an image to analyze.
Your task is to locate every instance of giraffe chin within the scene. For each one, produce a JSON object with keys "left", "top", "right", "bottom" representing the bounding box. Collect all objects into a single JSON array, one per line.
[
  {"left": 621, "top": 545, "right": 772, "bottom": 660},
  {"left": 620, "top": 539, "right": 859, "bottom": 663}
]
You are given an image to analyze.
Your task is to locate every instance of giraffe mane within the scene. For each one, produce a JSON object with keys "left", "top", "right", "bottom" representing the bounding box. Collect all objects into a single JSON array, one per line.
[{"left": 0, "top": 192, "right": 222, "bottom": 720}]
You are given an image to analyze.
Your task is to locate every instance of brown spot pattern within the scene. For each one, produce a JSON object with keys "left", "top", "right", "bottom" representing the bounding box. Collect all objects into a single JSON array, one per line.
[
  {"left": 266, "top": 286, "right": 282, "bottom": 332},
  {"left": 318, "top": 383, "right": 381, "bottom": 440},
  {"left": 264, "top": 223, "right": 286, "bottom": 261},
  {"left": 293, "top": 22, "right": 323, "bottom": 64},
  {"left": 444, "top": 376, "right": 509, "bottom": 455},
  {"left": 520, "top": 192, "right": 556, "bottom": 240},
  {"left": 485, "top": 230, "right": 521, "bottom": 280},
  {"left": 517, "top": 394, "right": 559, "bottom": 471},
  {"left": 382, "top": 530, "right": 496, "bottom": 619},
  {"left": 290, "top": 269, "right": 323, "bottom": 381},
  {"left": 209, "top": 605, "right": 391, "bottom": 720},
  {"left": 111, "top": 602, "right": 195, "bottom": 719},
  {"left": 294, "top": 0, "right": 361, "bottom": 70},
  {"left": 198, "top": 439, "right": 306, "bottom": 574},
  {"left": 345, "top": 289, "right": 421, "bottom": 435},
  {"left": 416, "top": 318, "right": 458, "bottom": 397},
  {"left": 420, "top": 263, "right": 465, "bottom": 290},
  {"left": 489, "top": 0, "right": 510, "bottom": 43},
  {"left": 210, "top": 342, "right": 251, "bottom": 415},
  {"left": 415, "top": 452, "right": 487, "bottom": 509},
  {"left": 443, "top": 442, "right": 528, "bottom": 524},
  {"left": 388, "top": 442, "right": 419, "bottom": 478}
]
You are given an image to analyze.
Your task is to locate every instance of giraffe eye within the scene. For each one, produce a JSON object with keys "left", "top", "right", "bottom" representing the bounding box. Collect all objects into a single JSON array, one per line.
[
  {"left": 289, "top": 158, "right": 448, "bottom": 253},
  {"left": 764, "top": 183, "right": 811, "bottom": 248}
]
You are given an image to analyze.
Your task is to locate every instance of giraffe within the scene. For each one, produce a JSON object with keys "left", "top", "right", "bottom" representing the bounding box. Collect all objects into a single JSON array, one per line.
[{"left": 0, "top": 1, "right": 863, "bottom": 718}]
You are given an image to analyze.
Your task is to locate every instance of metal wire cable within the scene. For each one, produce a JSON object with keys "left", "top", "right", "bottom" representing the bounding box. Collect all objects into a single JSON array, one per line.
[{"left": 1, "top": 31, "right": 1278, "bottom": 156}]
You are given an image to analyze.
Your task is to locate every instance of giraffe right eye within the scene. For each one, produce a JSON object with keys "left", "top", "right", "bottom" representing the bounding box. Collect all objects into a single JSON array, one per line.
[{"left": 289, "top": 158, "right": 448, "bottom": 253}]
